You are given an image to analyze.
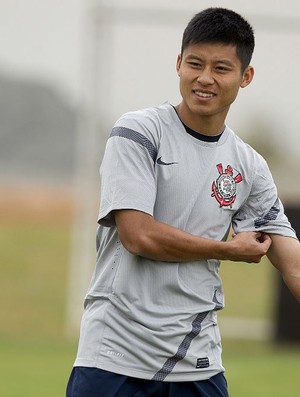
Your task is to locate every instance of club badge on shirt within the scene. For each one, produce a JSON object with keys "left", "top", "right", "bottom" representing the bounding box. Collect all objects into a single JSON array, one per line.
[{"left": 211, "top": 163, "right": 243, "bottom": 208}]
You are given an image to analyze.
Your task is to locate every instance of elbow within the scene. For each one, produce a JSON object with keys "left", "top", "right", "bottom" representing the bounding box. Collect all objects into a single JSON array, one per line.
[
  {"left": 114, "top": 210, "right": 158, "bottom": 258},
  {"left": 119, "top": 232, "right": 149, "bottom": 257},
  {"left": 121, "top": 239, "right": 142, "bottom": 256}
]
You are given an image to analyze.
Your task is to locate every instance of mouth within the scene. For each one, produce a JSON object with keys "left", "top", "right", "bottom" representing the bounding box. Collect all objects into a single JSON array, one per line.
[{"left": 193, "top": 90, "right": 215, "bottom": 99}]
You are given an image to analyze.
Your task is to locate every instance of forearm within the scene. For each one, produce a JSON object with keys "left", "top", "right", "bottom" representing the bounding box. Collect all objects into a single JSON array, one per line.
[
  {"left": 126, "top": 218, "right": 227, "bottom": 262},
  {"left": 114, "top": 209, "right": 270, "bottom": 263}
]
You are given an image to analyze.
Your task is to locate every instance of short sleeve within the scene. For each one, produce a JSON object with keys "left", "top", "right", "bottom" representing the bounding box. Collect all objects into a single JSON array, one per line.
[
  {"left": 98, "top": 116, "right": 158, "bottom": 227},
  {"left": 232, "top": 156, "right": 297, "bottom": 239}
]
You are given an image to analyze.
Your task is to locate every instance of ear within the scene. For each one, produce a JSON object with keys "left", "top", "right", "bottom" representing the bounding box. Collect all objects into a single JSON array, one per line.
[
  {"left": 176, "top": 54, "right": 182, "bottom": 76},
  {"left": 240, "top": 65, "right": 254, "bottom": 88}
]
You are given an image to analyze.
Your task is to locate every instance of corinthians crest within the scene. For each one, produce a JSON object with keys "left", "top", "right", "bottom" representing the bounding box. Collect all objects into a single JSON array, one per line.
[{"left": 211, "top": 163, "right": 243, "bottom": 207}]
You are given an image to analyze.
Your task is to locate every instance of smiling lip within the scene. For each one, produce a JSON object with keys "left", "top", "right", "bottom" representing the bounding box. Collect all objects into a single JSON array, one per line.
[{"left": 193, "top": 90, "right": 216, "bottom": 99}]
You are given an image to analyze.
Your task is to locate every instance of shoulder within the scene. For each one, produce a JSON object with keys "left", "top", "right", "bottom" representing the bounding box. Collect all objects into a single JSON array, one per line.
[
  {"left": 225, "top": 127, "right": 274, "bottom": 189},
  {"left": 227, "top": 127, "right": 269, "bottom": 168},
  {"left": 108, "top": 103, "right": 174, "bottom": 157},
  {"left": 114, "top": 102, "right": 173, "bottom": 132}
]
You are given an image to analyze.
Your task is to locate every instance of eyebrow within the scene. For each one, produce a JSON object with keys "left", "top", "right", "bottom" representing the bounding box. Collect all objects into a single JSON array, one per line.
[{"left": 185, "top": 55, "right": 203, "bottom": 61}]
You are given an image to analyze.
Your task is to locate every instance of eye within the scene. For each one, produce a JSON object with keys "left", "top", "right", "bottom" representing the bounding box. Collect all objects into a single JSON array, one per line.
[
  {"left": 215, "top": 66, "right": 231, "bottom": 72},
  {"left": 187, "top": 61, "right": 202, "bottom": 69}
]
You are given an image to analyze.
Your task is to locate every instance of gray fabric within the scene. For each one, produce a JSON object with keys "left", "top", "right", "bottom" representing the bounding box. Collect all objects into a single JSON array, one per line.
[{"left": 74, "top": 102, "right": 296, "bottom": 382}]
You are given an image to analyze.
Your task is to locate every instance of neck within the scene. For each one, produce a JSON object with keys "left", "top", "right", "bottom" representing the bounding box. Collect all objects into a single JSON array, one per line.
[{"left": 175, "top": 103, "right": 227, "bottom": 136}]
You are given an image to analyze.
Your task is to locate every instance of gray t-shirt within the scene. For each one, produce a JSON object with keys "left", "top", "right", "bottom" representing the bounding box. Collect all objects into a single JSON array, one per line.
[{"left": 74, "top": 102, "right": 296, "bottom": 381}]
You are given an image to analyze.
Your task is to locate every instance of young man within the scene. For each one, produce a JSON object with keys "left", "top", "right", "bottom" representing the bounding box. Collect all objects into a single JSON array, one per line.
[{"left": 67, "top": 8, "right": 300, "bottom": 397}]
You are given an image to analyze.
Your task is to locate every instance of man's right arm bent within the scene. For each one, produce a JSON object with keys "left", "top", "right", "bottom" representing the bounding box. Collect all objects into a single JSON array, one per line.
[{"left": 114, "top": 209, "right": 271, "bottom": 264}]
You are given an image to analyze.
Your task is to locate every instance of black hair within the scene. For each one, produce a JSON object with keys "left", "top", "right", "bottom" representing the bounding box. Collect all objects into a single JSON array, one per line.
[{"left": 181, "top": 8, "right": 255, "bottom": 71}]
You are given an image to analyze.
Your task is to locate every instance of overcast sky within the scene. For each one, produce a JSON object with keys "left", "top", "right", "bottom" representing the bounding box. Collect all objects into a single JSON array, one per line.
[
  {"left": 1, "top": 0, "right": 300, "bottom": 199},
  {"left": 1, "top": 0, "right": 300, "bottom": 105},
  {"left": 1, "top": 1, "right": 300, "bottom": 151},
  {"left": 0, "top": 0, "right": 83, "bottom": 102}
]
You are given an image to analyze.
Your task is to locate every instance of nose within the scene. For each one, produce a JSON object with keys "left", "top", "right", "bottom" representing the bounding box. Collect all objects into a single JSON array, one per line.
[{"left": 197, "top": 67, "right": 214, "bottom": 85}]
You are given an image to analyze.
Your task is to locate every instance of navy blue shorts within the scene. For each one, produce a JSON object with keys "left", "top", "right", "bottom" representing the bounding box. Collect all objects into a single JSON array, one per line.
[{"left": 66, "top": 367, "right": 229, "bottom": 397}]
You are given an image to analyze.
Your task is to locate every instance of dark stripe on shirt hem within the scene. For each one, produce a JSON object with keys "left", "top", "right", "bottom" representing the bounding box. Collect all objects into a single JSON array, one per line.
[{"left": 152, "top": 311, "right": 209, "bottom": 381}]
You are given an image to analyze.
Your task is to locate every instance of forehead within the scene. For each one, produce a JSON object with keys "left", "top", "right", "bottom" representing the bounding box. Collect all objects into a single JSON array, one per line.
[{"left": 182, "top": 42, "right": 240, "bottom": 65}]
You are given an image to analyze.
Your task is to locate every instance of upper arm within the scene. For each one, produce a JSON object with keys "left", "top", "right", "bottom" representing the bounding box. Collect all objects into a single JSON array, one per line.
[
  {"left": 232, "top": 156, "right": 295, "bottom": 238},
  {"left": 267, "top": 234, "right": 300, "bottom": 273},
  {"left": 98, "top": 124, "right": 158, "bottom": 227},
  {"left": 267, "top": 234, "right": 300, "bottom": 301}
]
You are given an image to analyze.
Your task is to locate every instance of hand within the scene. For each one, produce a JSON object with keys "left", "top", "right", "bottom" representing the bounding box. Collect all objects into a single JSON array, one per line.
[{"left": 227, "top": 231, "right": 272, "bottom": 263}]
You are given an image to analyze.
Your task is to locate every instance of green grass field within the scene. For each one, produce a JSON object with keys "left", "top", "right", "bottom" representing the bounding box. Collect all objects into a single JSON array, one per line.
[{"left": 1, "top": 197, "right": 300, "bottom": 397}]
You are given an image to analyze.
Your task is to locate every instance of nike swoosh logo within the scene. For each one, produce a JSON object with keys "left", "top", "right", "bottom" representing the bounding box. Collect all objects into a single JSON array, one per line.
[{"left": 156, "top": 156, "right": 178, "bottom": 166}]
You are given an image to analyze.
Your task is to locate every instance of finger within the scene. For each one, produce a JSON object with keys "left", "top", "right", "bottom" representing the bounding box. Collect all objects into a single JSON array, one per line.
[
  {"left": 260, "top": 233, "right": 271, "bottom": 243},
  {"left": 260, "top": 235, "right": 272, "bottom": 250},
  {"left": 254, "top": 231, "right": 262, "bottom": 238}
]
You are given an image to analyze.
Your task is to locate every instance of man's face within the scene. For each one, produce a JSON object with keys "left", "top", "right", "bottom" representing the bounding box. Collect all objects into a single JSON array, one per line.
[{"left": 176, "top": 42, "right": 254, "bottom": 132}]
